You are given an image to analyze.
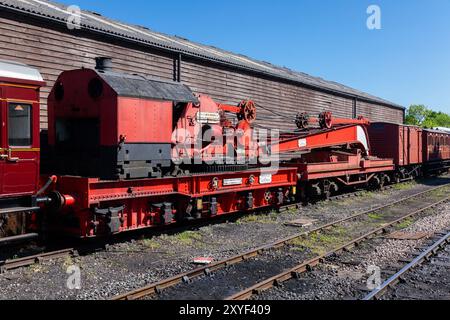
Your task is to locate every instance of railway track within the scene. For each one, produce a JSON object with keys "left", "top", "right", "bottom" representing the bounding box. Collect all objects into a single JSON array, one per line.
[
  {"left": 0, "top": 181, "right": 418, "bottom": 275},
  {"left": 110, "top": 182, "right": 450, "bottom": 300},
  {"left": 226, "top": 197, "right": 450, "bottom": 300},
  {"left": 0, "top": 248, "right": 77, "bottom": 274},
  {"left": 363, "top": 229, "right": 450, "bottom": 300}
]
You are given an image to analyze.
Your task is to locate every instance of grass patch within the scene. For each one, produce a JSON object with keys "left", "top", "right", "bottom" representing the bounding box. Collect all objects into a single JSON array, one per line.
[
  {"left": 236, "top": 213, "right": 278, "bottom": 225},
  {"left": 368, "top": 212, "right": 383, "bottom": 220},
  {"left": 28, "top": 263, "right": 45, "bottom": 274},
  {"left": 289, "top": 226, "right": 350, "bottom": 256},
  {"left": 172, "top": 231, "right": 203, "bottom": 245},
  {"left": 395, "top": 217, "right": 414, "bottom": 230},
  {"left": 141, "top": 238, "right": 161, "bottom": 250},
  {"left": 361, "top": 191, "right": 376, "bottom": 199},
  {"left": 433, "top": 187, "right": 450, "bottom": 197},
  {"left": 62, "top": 255, "right": 76, "bottom": 269},
  {"left": 335, "top": 198, "right": 354, "bottom": 206},
  {"left": 393, "top": 182, "right": 413, "bottom": 191}
]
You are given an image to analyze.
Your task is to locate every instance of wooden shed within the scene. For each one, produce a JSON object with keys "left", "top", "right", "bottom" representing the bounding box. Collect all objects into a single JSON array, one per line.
[{"left": 0, "top": 0, "right": 405, "bottom": 131}]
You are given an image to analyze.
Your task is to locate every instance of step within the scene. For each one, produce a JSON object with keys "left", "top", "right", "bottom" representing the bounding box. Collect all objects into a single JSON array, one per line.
[{"left": 0, "top": 206, "right": 40, "bottom": 215}]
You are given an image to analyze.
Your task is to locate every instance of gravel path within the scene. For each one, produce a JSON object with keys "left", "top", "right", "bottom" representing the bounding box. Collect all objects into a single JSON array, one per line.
[{"left": 0, "top": 176, "right": 449, "bottom": 300}]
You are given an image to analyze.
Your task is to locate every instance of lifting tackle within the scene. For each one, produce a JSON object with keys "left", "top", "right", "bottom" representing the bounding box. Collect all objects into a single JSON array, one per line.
[{"left": 295, "top": 111, "right": 370, "bottom": 130}]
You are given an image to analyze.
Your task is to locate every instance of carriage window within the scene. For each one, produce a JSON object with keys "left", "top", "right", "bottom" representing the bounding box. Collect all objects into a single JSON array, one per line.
[{"left": 8, "top": 103, "right": 32, "bottom": 146}]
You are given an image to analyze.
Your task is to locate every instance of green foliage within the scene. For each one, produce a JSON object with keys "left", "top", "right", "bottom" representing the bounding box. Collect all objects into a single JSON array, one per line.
[
  {"left": 172, "top": 231, "right": 202, "bottom": 245},
  {"left": 405, "top": 105, "right": 428, "bottom": 126},
  {"left": 405, "top": 105, "right": 450, "bottom": 128}
]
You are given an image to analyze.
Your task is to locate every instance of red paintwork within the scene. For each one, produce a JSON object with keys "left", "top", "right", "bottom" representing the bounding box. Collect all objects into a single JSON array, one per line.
[
  {"left": 48, "top": 69, "right": 257, "bottom": 162},
  {"left": 274, "top": 125, "right": 370, "bottom": 155},
  {"left": 369, "top": 123, "right": 423, "bottom": 167},
  {"left": 48, "top": 69, "right": 118, "bottom": 147},
  {"left": 423, "top": 129, "right": 450, "bottom": 163},
  {"left": 172, "top": 94, "right": 258, "bottom": 162},
  {"left": 301, "top": 112, "right": 370, "bottom": 128},
  {"left": 48, "top": 69, "right": 174, "bottom": 147},
  {"left": 288, "top": 151, "right": 394, "bottom": 182},
  {"left": 46, "top": 168, "right": 298, "bottom": 238},
  {"left": 0, "top": 77, "right": 44, "bottom": 198},
  {"left": 117, "top": 97, "right": 172, "bottom": 143}
]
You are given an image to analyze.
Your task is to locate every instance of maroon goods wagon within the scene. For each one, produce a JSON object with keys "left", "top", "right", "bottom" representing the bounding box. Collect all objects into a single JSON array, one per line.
[
  {"left": 369, "top": 123, "right": 423, "bottom": 181},
  {"left": 422, "top": 129, "right": 450, "bottom": 174}
]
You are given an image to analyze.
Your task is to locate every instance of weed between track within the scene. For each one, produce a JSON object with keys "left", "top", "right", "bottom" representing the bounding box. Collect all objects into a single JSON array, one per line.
[
  {"left": 368, "top": 212, "right": 383, "bottom": 220},
  {"left": 288, "top": 226, "right": 351, "bottom": 256},
  {"left": 395, "top": 218, "right": 415, "bottom": 230}
]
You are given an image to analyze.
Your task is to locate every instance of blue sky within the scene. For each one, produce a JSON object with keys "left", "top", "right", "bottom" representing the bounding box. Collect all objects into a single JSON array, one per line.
[{"left": 58, "top": 0, "right": 450, "bottom": 113}]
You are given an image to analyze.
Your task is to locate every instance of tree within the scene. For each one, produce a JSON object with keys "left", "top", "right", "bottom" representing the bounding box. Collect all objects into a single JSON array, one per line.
[
  {"left": 405, "top": 105, "right": 430, "bottom": 126},
  {"left": 405, "top": 105, "right": 450, "bottom": 128}
]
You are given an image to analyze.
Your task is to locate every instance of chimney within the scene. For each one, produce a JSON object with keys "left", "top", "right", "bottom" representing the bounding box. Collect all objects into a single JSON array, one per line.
[{"left": 95, "top": 57, "right": 113, "bottom": 71}]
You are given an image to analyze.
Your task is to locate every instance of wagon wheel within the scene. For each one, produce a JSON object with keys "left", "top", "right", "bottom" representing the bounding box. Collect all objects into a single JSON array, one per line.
[{"left": 238, "top": 100, "right": 257, "bottom": 124}]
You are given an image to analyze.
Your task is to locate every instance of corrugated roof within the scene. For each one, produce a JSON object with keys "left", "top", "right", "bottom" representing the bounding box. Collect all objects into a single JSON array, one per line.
[
  {"left": 96, "top": 69, "right": 199, "bottom": 103},
  {"left": 0, "top": 0, "right": 404, "bottom": 110}
]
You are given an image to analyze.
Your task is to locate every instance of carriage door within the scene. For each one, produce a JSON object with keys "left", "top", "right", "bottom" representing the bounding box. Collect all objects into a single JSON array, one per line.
[
  {"left": 0, "top": 98, "right": 39, "bottom": 196},
  {"left": 0, "top": 87, "right": 4, "bottom": 194}
]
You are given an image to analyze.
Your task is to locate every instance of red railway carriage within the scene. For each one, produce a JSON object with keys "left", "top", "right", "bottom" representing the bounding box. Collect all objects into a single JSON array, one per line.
[
  {"left": 0, "top": 60, "right": 45, "bottom": 241},
  {"left": 422, "top": 129, "right": 450, "bottom": 174},
  {"left": 368, "top": 123, "right": 423, "bottom": 180}
]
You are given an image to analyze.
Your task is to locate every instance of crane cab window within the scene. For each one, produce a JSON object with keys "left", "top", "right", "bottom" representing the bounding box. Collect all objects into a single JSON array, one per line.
[{"left": 8, "top": 103, "right": 32, "bottom": 146}]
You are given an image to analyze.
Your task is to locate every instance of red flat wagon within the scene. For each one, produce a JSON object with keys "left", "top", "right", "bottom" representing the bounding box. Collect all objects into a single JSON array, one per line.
[{"left": 44, "top": 168, "right": 298, "bottom": 238}]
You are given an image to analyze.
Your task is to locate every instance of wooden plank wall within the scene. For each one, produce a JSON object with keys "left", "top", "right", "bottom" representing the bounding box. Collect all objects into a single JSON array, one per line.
[
  {"left": 357, "top": 100, "right": 404, "bottom": 124},
  {"left": 182, "top": 58, "right": 355, "bottom": 131},
  {"left": 0, "top": 12, "right": 404, "bottom": 131}
]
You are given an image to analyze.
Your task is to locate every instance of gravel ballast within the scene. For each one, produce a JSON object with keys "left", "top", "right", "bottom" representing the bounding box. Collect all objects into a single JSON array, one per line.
[{"left": 256, "top": 202, "right": 450, "bottom": 300}]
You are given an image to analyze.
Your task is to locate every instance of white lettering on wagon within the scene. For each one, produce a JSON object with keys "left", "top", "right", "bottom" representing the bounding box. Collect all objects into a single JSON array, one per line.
[
  {"left": 298, "top": 138, "right": 307, "bottom": 148},
  {"left": 196, "top": 112, "right": 221, "bottom": 124},
  {"left": 223, "top": 178, "right": 243, "bottom": 186},
  {"left": 259, "top": 174, "right": 273, "bottom": 184}
]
